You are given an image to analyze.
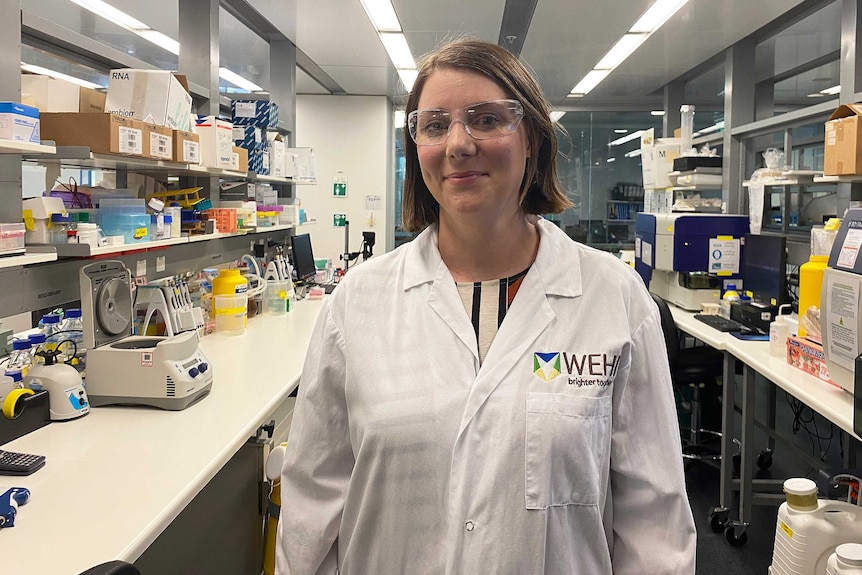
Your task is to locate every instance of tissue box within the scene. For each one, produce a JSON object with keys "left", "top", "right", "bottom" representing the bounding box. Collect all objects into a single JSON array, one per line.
[{"left": 786, "top": 335, "right": 837, "bottom": 386}]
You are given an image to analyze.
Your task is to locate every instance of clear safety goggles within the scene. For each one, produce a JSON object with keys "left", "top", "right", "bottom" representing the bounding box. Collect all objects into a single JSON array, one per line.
[{"left": 407, "top": 99, "right": 524, "bottom": 146}]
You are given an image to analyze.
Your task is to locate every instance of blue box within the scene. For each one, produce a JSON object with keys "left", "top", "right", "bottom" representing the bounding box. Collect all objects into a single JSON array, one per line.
[
  {"left": 0, "top": 102, "right": 40, "bottom": 143},
  {"left": 232, "top": 125, "right": 266, "bottom": 150},
  {"left": 231, "top": 100, "right": 278, "bottom": 128}
]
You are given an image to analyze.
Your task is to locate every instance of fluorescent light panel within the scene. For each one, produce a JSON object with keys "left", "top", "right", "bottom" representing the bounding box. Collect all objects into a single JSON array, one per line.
[
  {"left": 693, "top": 120, "right": 724, "bottom": 136},
  {"left": 550, "top": 111, "right": 566, "bottom": 122},
  {"left": 570, "top": 70, "right": 609, "bottom": 96},
  {"left": 218, "top": 67, "right": 263, "bottom": 92},
  {"left": 21, "top": 63, "right": 103, "bottom": 90},
  {"left": 595, "top": 34, "right": 648, "bottom": 70},
  {"left": 398, "top": 69, "right": 418, "bottom": 92},
  {"left": 820, "top": 85, "right": 841, "bottom": 95},
  {"left": 609, "top": 129, "right": 645, "bottom": 146},
  {"left": 379, "top": 33, "right": 415, "bottom": 70},
  {"left": 567, "top": 0, "right": 689, "bottom": 97},
  {"left": 630, "top": 0, "right": 690, "bottom": 33},
  {"left": 625, "top": 149, "right": 642, "bottom": 158},
  {"left": 606, "top": 157, "right": 616, "bottom": 163},
  {"left": 359, "top": 0, "right": 401, "bottom": 32},
  {"left": 614, "top": 129, "right": 629, "bottom": 133},
  {"left": 69, "top": 0, "right": 148, "bottom": 29},
  {"left": 651, "top": 110, "right": 665, "bottom": 116}
]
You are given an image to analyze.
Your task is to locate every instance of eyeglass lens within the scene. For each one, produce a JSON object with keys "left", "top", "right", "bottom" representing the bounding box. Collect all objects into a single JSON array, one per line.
[{"left": 409, "top": 100, "right": 523, "bottom": 145}]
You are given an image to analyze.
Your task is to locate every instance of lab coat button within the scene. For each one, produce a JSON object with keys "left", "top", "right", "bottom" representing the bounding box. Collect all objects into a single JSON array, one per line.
[{"left": 465, "top": 521, "right": 475, "bottom": 532}]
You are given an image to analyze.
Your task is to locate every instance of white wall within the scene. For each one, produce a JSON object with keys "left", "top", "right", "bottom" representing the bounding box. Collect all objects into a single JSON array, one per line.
[{"left": 295, "top": 94, "right": 392, "bottom": 267}]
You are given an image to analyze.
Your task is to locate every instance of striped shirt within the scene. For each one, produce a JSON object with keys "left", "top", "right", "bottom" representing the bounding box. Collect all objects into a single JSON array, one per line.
[{"left": 455, "top": 267, "right": 530, "bottom": 364}]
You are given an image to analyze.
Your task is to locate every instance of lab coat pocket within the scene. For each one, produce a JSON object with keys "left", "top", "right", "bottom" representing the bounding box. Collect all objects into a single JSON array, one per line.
[{"left": 524, "top": 392, "right": 612, "bottom": 510}]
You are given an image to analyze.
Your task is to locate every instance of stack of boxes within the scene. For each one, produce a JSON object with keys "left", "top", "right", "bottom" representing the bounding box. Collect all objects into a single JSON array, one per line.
[{"left": 232, "top": 100, "right": 278, "bottom": 176}]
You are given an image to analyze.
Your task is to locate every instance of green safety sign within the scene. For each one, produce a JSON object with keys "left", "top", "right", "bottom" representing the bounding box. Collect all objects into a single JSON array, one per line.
[
  {"left": 333, "top": 214, "right": 347, "bottom": 227},
  {"left": 333, "top": 182, "right": 347, "bottom": 197}
]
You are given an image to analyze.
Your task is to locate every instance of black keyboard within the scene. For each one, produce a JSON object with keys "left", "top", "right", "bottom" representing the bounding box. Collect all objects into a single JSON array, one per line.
[{"left": 693, "top": 314, "right": 747, "bottom": 332}]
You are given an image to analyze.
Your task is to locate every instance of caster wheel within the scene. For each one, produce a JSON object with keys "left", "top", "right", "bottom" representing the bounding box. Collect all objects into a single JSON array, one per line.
[
  {"left": 707, "top": 506, "right": 729, "bottom": 533},
  {"left": 724, "top": 523, "right": 748, "bottom": 547},
  {"left": 757, "top": 449, "right": 774, "bottom": 470}
]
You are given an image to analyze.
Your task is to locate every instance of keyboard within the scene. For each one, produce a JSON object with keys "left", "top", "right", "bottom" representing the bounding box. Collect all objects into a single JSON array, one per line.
[{"left": 693, "top": 314, "right": 747, "bottom": 332}]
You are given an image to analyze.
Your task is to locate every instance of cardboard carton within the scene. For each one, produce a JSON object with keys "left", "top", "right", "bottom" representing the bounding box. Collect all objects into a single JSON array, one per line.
[
  {"left": 824, "top": 103, "right": 862, "bottom": 175},
  {"left": 640, "top": 128, "right": 681, "bottom": 189},
  {"left": 22, "top": 75, "right": 105, "bottom": 113},
  {"left": 231, "top": 100, "right": 278, "bottom": 128},
  {"left": 194, "top": 116, "right": 233, "bottom": 169},
  {"left": 172, "top": 129, "right": 200, "bottom": 164},
  {"left": 40, "top": 113, "right": 144, "bottom": 156},
  {"left": 105, "top": 69, "right": 192, "bottom": 131},
  {"left": 142, "top": 122, "right": 173, "bottom": 160},
  {"left": 230, "top": 146, "right": 249, "bottom": 173},
  {"left": 0, "top": 102, "right": 40, "bottom": 143}
]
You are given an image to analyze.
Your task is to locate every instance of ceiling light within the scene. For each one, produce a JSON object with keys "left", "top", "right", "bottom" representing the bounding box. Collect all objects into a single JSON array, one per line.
[
  {"left": 136, "top": 30, "right": 179, "bottom": 55},
  {"left": 820, "top": 85, "right": 841, "bottom": 95},
  {"left": 394, "top": 109, "right": 405, "bottom": 126},
  {"left": 397, "top": 69, "right": 418, "bottom": 92},
  {"left": 69, "top": 0, "right": 148, "bottom": 29},
  {"left": 21, "top": 63, "right": 104, "bottom": 90},
  {"left": 807, "top": 92, "right": 827, "bottom": 98},
  {"left": 570, "top": 70, "right": 609, "bottom": 96},
  {"left": 609, "top": 129, "right": 645, "bottom": 146},
  {"left": 607, "top": 157, "right": 616, "bottom": 163},
  {"left": 379, "top": 33, "right": 415, "bottom": 70},
  {"left": 550, "top": 111, "right": 566, "bottom": 122},
  {"left": 218, "top": 67, "right": 263, "bottom": 92},
  {"left": 651, "top": 110, "right": 665, "bottom": 116},
  {"left": 625, "top": 149, "right": 642, "bottom": 158},
  {"left": 614, "top": 129, "right": 629, "bottom": 133},
  {"left": 595, "top": 34, "right": 648, "bottom": 70},
  {"left": 630, "top": 0, "right": 690, "bottom": 33},
  {"left": 359, "top": 0, "right": 401, "bottom": 32}
]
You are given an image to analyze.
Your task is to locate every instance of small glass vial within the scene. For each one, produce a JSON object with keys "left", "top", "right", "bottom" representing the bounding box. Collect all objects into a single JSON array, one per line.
[{"left": 7, "top": 339, "right": 33, "bottom": 374}]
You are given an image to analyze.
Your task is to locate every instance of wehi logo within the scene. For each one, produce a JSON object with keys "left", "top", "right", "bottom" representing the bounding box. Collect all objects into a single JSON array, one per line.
[{"left": 533, "top": 351, "right": 621, "bottom": 387}]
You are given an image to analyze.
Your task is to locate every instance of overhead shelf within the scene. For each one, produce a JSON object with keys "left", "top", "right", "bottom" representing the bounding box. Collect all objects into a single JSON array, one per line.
[
  {"left": 813, "top": 175, "right": 862, "bottom": 184},
  {"left": 0, "top": 139, "right": 56, "bottom": 155},
  {"left": 0, "top": 247, "right": 57, "bottom": 269},
  {"left": 24, "top": 146, "right": 317, "bottom": 184}
]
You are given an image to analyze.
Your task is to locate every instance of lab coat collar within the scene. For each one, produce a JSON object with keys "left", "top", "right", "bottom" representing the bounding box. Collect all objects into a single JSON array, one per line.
[{"left": 402, "top": 218, "right": 584, "bottom": 299}]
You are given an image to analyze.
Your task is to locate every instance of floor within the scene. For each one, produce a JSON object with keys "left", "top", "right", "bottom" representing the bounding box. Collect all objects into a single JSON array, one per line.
[{"left": 686, "top": 461, "right": 780, "bottom": 575}]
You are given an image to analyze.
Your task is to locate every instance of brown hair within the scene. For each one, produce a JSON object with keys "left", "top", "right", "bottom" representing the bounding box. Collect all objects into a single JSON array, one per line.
[{"left": 401, "top": 38, "right": 572, "bottom": 232}]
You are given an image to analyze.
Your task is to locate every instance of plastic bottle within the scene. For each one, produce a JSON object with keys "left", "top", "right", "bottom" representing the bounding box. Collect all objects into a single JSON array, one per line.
[
  {"left": 720, "top": 283, "right": 740, "bottom": 319},
  {"left": 828, "top": 543, "right": 862, "bottom": 575},
  {"left": 4, "top": 369, "right": 23, "bottom": 388},
  {"left": 50, "top": 213, "right": 73, "bottom": 243},
  {"left": 7, "top": 339, "right": 32, "bottom": 374},
  {"left": 769, "top": 304, "right": 793, "bottom": 358},
  {"left": 39, "top": 313, "right": 63, "bottom": 354},
  {"left": 28, "top": 333, "right": 47, "bottom": 364},
  {"left": 212, "top": 269, "right": 249, "bottom": 334},
  {"left": 798, "top": 255, "right": 828, "bottom": 339}
]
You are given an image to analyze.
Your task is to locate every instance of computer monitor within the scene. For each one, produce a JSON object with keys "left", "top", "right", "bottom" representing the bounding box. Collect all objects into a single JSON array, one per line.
[
  {"left": 743, "top": 233, "right": 788, "bottom": 306},
  {"left": 290, "top": 233, "right": 317, "bottom": 284}
]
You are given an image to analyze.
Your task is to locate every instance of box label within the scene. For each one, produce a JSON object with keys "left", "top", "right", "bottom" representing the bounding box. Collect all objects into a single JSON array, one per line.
[
  {"left": 235, "top": 102, "right": 256, "bottom": 118},
  {"left": 119, "top": 126, "right": 142, "bottom": 155},
  {"left": 150, "top": 132, "right": 172, "bottom": 160},
  {"left": 183, "top": 140, "right": 200, "bottom": 163}
]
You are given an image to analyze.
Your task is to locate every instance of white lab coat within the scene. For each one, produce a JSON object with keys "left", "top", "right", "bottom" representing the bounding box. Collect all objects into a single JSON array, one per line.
[{"left": 277, "top": 218, "right": 696, "bottom": 575}]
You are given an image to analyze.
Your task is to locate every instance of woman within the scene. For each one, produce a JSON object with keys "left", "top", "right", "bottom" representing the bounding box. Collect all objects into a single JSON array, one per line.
[{"left": 277, "top": 38, "right": 696, "bottom": 574}]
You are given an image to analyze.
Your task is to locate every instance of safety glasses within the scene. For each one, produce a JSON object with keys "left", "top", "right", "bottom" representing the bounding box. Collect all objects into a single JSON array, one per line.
[{"left": 407, "top": 99, "right": 524, "bottom": 146}]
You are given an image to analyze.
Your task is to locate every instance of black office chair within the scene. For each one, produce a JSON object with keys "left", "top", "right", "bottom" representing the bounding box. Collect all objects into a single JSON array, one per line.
[
  {"left": 78, "top": 561, "right": 140, "bottom": 575},
  {"left": 651, "top": 293, "right": 729, "bottom": 463}
]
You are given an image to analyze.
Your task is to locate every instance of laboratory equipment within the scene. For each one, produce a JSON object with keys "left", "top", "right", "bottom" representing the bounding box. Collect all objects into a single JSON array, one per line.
[
  {"left": 0, "top": 487, "right": 31, "bottom": 526},
  {"left": 819, "top": 209, "right": 862, "bottom": 394},
  {"left": 79, "top": 260, "right": 213, "bottom": 410},
  {"left": 138, "top": 277, "right": 204, "bottom": 337},
  {"left": 768, "top": 477, "right": 862, "bottom": 575},
  {"left": 729, "top": 233, "right": 788, "bottom": 333},
  {"left": 634, "top": 213, "right": 749, "bottom": 310},
  {"left": 827, "top": 543, "right": 862, "bottom": 574},
  {"left": 24, "top": 348, "right": 89, "bottom": 421}
]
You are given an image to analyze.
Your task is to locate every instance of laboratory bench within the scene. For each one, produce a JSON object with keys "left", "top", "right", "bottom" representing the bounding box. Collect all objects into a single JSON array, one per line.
[
  {"left": 669, "top": 305, "right": 859, "bottom": 546},
  {"left": 0, "top": 298, "right": 325, "bottom": 575}
]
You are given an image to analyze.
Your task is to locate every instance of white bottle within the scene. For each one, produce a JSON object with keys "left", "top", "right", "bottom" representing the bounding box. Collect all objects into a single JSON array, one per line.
[
  {"left": 827, "top": 543, "right": 862, "bottom": 574},
  {"left": 769, "top": 304, "right": 793, "bottom": 358}
]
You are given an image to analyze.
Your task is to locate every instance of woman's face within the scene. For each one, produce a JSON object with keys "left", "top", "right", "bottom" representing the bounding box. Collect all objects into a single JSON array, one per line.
[{"left": 415, "top": 68, "right": 530, "bottom": 227}]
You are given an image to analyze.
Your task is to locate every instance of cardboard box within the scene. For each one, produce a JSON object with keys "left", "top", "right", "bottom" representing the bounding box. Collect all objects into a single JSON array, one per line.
[
  {"left": 194, "top": 115, "right": 233, "bottom": 169},
  {"left": 824, "top": 104, "right": 862, "bottom": 175},
  {"left": 172, "top": 129, "right": 200, "bottom": 164},
  {"left": 22, "top": 75, "right": 106, "bottom": 113},
  {"left": 786, "top": 335, "right": 837, "bottom": 387},
  {"left": 105, "top": 69, "right": 192, "bottom": 131},
  {"left": 142, "top": 122, "right": 173, "bottom": 160},
  {"left": 640, "top": 128, "right": 681, "bottom": 189},
  {"left": 230, "top": 146, "right": 248, "bottom": 173},
  {"left": 268, "top": 139, "right": 285, "bottom": 177},
  {"left": 40, "top": 113, "right": 144, "bottom": 156},
  {"left": 232, "top": 125, "right": 265, "bottom": 150},
  {"left": 0, "top": 102, "right": 40, "bottom": 144},
  {"left": 231, "top": 100, "right": 278, "bottom": 128},
  {"left": 285, "top": 147, "right": 316, "bottom": 182}
]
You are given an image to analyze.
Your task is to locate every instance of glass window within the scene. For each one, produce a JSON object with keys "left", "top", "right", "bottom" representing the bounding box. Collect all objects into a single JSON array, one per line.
[{"left": 219, "top": 7, "right": 270, "bottom": 94}]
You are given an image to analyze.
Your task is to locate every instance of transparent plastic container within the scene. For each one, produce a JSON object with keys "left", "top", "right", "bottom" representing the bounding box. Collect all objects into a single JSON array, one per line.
[
  {"left": 50, "top": 213, "right": 73, "bottom": 244},
  {"left": 7, "top": 339, "right": 32, "bottom": 374}
]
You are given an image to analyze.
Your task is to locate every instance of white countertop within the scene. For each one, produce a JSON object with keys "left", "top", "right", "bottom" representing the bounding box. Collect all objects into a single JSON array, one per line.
[
  {"left": 670, "top": 306, "right": 860, "bottom": 441},
  {"left": 0, "top": 299, "right": 325, "bottom": 575}
]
